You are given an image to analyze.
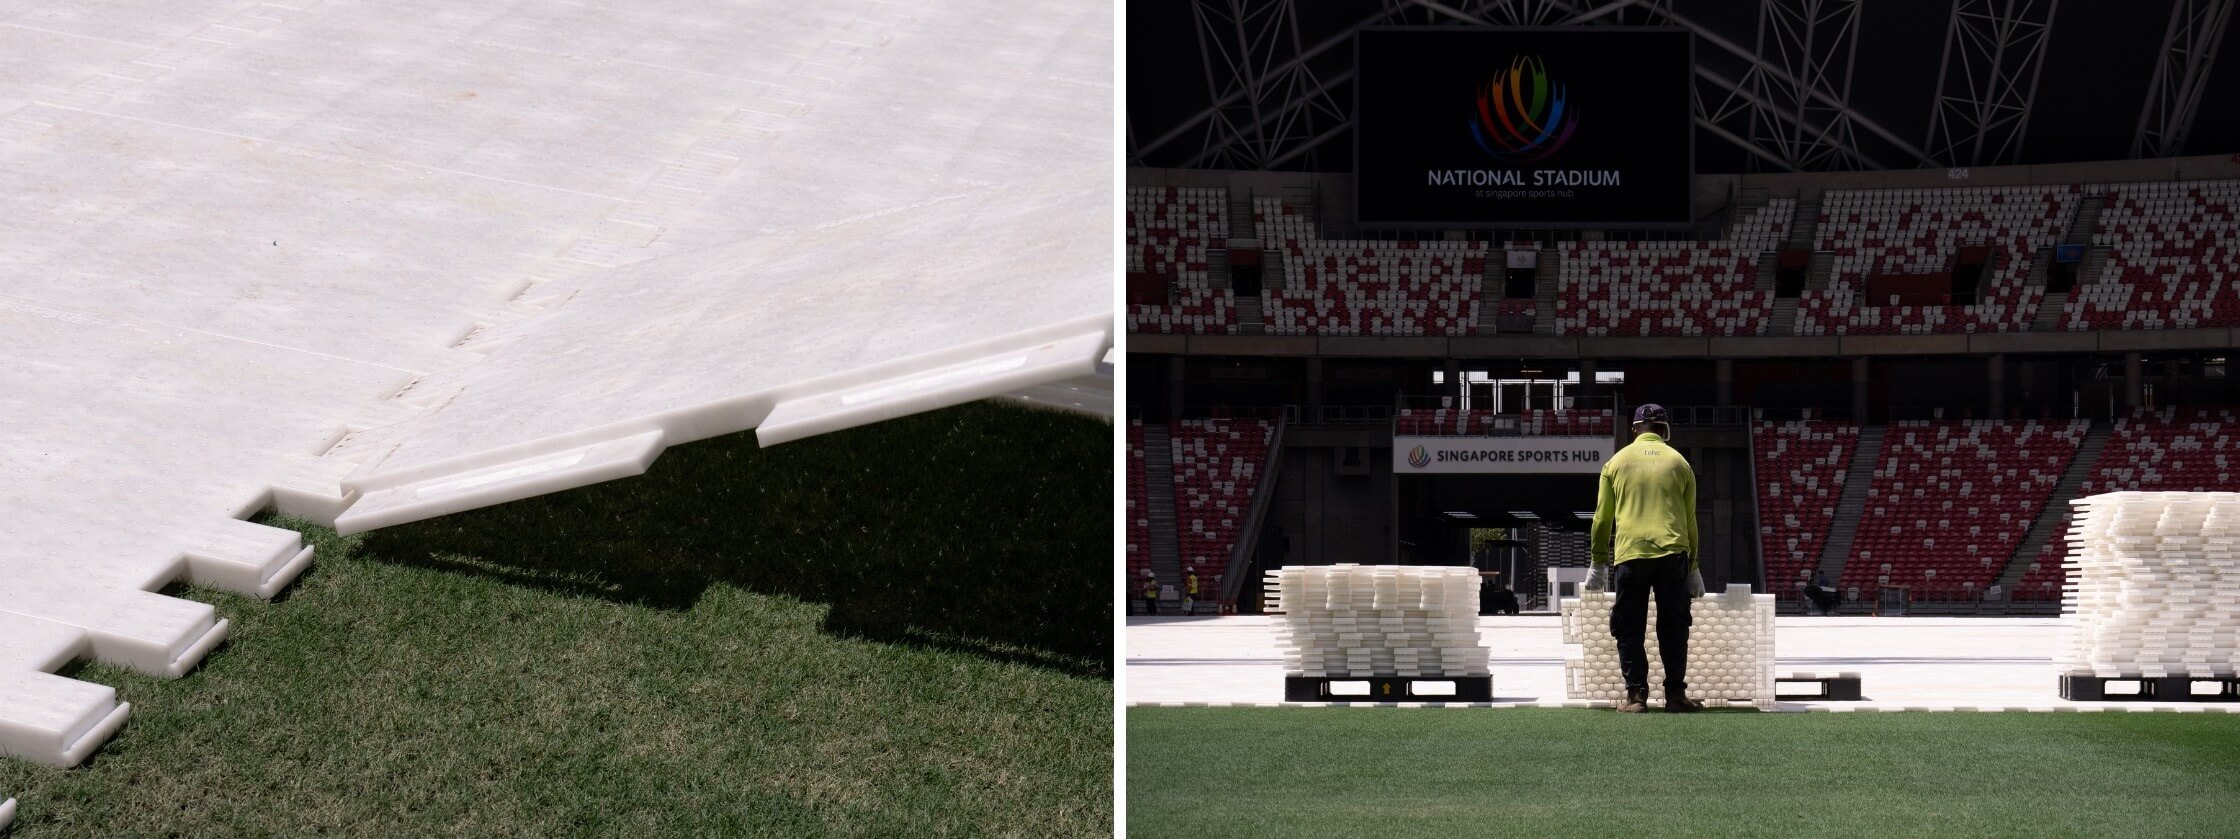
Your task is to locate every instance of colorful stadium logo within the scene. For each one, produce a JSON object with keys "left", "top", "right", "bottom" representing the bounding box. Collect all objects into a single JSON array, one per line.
[
  {"left": 1468, "top": 56, "right": 1579, "bottom": 162},
  {"left": 1407, "top": 445, "right": 1431, "bottom": 468}
]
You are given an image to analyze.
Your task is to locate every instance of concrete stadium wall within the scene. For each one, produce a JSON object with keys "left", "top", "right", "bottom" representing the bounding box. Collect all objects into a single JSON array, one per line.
[
  {"left": 1267, "top": 445, "right": 1395, "bottom": 568},
  {"left": 1128, "top": 151, "right": 2240, "bottom": 233}
]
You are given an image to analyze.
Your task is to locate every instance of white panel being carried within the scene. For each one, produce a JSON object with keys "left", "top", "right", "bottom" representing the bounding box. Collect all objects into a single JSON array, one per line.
[
  {"left": 1267, "top": 565, "right": 1492, "bottom": 679},
  {"left": 1561, "top": 586, "right": 1777, "bottom": 708},
  {"left": 2059, "top": 491, "right": 2240, "bottom": 677},
  {"left": 0, "top": 0, "right": 1109, "bottom": 773}
]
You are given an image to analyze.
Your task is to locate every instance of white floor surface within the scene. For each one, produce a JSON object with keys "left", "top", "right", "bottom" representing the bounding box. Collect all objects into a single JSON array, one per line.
[
  {"left": 1126, "top": 615, "right": 2240, "bottom": 713},
  {"left": 0, "top": 0, "right": 1109, "bottom": 773}
]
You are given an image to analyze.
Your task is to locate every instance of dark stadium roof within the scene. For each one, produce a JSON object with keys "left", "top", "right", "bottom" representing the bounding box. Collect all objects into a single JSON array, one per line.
[{"left": 1128, "top": 0, "right": 2240, "bottom": 173}]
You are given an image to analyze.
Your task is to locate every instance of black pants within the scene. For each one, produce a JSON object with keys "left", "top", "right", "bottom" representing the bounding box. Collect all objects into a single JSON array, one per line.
[
  {"left": 1609, "top": 553, "right": 1691, "bottom": 696},
  {"left": 1143, "top": 596, "right": 1157, "bottom": 616},
  {"left": 1806, "top": 586, "right": 1839, "bottom": 613}
]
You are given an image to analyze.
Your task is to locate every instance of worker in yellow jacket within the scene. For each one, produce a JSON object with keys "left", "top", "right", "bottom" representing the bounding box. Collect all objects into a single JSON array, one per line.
[{"left": 1585, "top": 403, "right": 1705, "bottom": 713}]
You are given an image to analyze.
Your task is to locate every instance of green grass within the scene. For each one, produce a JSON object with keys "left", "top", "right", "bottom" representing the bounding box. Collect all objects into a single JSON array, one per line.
[
  {"left": 1129, "top": 707, "right": 2240, "bottom": 839},
  {"left": 1, "top": 402, "right": 1111, "bottom": 838}
]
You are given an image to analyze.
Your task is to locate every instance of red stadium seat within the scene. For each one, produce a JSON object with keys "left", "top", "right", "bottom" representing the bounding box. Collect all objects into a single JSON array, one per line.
[
  {"left": 1126, "top": 421, "right": 1151, "bottom": 582},
  {"left": 2064, "top": 180, "right": 2240, "bottom": 332},
  {"left": 1840, "top": 420, "right": 2087, "bottom": 598},
  {"left": 1796, "top": 185, "right": 2074, "bottom": 337},
  {"left": 1752, "top": 421, "right": 1860, "bottom": 599},
  {"left": 2017, "top": 407, "right": 2240, "bottom": 599},
  {"left": 1126, "top": 187, "right": 1237, "bottom": 335},
  {"left": 1168, "top": 419, "right": 1276, "bottom": 593},
  {"left": 1256, "top": 197, "right": 1483, "bottom": 337}
]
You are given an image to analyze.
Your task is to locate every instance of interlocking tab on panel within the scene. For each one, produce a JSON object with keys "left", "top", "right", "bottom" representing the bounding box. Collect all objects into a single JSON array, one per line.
[
  {"left": 332, "top": 169, "right": 1111, "bottom": 533},
  {"left": 1561, "top": 586, "right": 1777, "bottom": 708},
  {"left": 334, "top": 430, "right": 667, "bottom": 535},
  {"left": 2060, "top": 491, "right": 2240, "bottom": 677},
  {"left": 0, "top": 612, "right": 130, "bottom": 768},
  {"left": 1000, "top": 347, "right": 1115, "bottom": 419}
]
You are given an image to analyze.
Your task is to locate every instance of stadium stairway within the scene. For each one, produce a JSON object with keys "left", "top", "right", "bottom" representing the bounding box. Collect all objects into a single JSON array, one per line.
[
  {"left": 1229, "top": 191, "right": 1260, "bottom": 335},
  {"left": 1141, "top": 423, "right": 1186, "bottom": 610},
  {"left": 1813, "top": 425, "right": 1885, "bottom": 609},
  {"left": 1476, "top": 267, "right": 1500, "bottom": 332},
  {"left": 1785, "top": 198, "right": 1819, "bottom": 250},
  {"left": 1533, "top": 248, "right": 1559, "bottom": 335},
  {"left": 1768, "top": 297, "right": 1799, "bottom": 337},
  {"left": 1806, "top": 252, "right": 1836, "bottom": 293},
  {"left": 1234, "top": 294, "right": 1264, "bottom": 335},
  {"left": 1755, "top": 247, "right": 1800, "bottom": 336},
  {"left": 2075, "top": 245, "right": 2111, "bottom": 304},
  {"left": 2032, "top": 290, "right": 2067, "bottom": 331},
  {"left": 2030, "top": 190, "right": 2108, "bottom": 334},
  {"left": 2064, "top": 189, "right": 2108, "bottom": 245},
  {"left": 1997, "top": 421, "right": 2109, "bottom": 593}
]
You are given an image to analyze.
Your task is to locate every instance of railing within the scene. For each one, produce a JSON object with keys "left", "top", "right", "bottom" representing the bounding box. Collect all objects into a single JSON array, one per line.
[
  {"left": 1660, "top": 405, "right": 1753, "bottom": 427},
  {"left": 1395, "top": 393, "right": 1618, "bottom": 412},
  {"left": 1220, "top": 415, "right": 1287, "bottom": 609},
  {"left": 1175, "top": 404, "right": 1288, "bottom": 421},
  {"left": 1749, "top": 406, "right": 1858, "bottom": 423},
  {"left": 1884, "top": 405, "right": 1999, "bottom": 421},
  {"left": 1147, "top": 403, "right": 1847, "bottom": 428},
  {"left": 1295, "top": 404, "right": 1394, "bottom": 425}
]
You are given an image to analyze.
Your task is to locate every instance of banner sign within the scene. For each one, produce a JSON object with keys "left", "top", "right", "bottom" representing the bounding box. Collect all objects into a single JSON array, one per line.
[
  {"left": 1354, "top": 27, "right": 1695, "bottom": 228},
  {"left": 1393, "top": 436, "right": 1614, "bottom": 474}
]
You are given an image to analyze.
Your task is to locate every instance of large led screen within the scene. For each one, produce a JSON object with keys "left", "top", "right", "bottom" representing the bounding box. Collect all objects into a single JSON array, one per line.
[{"left": 1355, "top": 28, "right": 1694, "bottom": 228}]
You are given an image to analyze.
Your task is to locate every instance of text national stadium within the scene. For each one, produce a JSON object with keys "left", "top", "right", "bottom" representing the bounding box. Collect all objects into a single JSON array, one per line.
[{"left": 1125, "top": 3, "right": 2240, "bottom": 838}]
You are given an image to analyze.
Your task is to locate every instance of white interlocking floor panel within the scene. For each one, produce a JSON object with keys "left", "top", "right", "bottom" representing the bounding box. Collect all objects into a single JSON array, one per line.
[
  {"left": 0, "top": 0, "right": 1109, "bottom": 771},
  {"left": 1266, "top": 565, "right": 1492, "bottom": 678},
  {"left": 331, "top": 170, "right": 1108, "bottom": 532},
  {"left": 1127, "top": 616, "right": 2224, "bottom": 712},
  {"left": 2061, "top": 491, "right": 2240, "bottom": 676},
  {"left": 1560, "top": 588, "right": 1777, "bottom": 708}
]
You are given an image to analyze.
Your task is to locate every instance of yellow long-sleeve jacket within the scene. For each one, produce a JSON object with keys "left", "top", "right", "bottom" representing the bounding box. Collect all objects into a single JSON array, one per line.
[{"left": 1589, "top": 432, "right": 1698, "bottom": 568}]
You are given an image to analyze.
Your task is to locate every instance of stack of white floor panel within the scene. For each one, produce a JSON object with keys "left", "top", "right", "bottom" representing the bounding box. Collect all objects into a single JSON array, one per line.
[
  {"left": 1267, "top": 565, "right": 1491, "bottom": 679},
  {"left": 0, "top": 0, "right": 1109, "bottom": 777},
  {"left": 2059, "top": 491, "right": 2240, "bottom": 676},
  {"left": 1561, "top": 586, "right": 1777, "bottom": 707}
]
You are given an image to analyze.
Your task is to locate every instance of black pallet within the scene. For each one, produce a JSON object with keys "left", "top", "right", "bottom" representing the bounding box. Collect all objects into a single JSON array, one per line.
[
  {"left": 1284, "top": 675, "right": 1493, "bottom": 702},
  {"left": 2060, "top": 673, "right": 2240, "bottom": 702},
  {"left": 1776, "top": 674, "right": 1863, "bottom": 701}
]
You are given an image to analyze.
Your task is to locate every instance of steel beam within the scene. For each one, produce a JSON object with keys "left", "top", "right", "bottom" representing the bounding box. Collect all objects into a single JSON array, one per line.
[
  {"left": 1924, "top": 0, "right": 2060, "bottom": 167},
  {"left": 1136, "top": 0, "right": 1922, "bottom": 172},
  {"left": 2132, "top": 0, "right": 2235, "bottom": 158},
  {"left": 1739, "top": 0, "right": 1865, "bottom": 171}
]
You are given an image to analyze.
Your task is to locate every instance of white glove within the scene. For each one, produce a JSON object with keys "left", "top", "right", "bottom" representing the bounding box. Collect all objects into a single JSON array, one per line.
[
  {"left": 1585, "top": 564, "right": 1610, "bottom": 593},
  {"left": 1686, "top": 567, "right": 1705, "bottom": 598}
]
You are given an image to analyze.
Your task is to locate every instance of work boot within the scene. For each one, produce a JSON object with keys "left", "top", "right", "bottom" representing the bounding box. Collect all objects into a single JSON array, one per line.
[
  {"left": 1664, "top": 693, "right": 1705, "bottom": 713},
  {"left": 1616, "top": 689, "right": 1649, "bottom": 713}
]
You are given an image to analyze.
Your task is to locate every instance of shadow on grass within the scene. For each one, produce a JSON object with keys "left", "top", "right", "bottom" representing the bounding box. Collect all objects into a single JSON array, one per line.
[{"left": 345, "top": 402, "right": 1112, "bottom": 679}]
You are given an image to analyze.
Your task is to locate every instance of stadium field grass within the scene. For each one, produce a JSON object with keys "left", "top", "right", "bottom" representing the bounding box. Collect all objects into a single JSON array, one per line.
[
  {"left": 0, "top": 403, "right": 1110, "bottom": 838},
  {"left": 1128, "top": 706, "right": 2240, "bottom": 839}
]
